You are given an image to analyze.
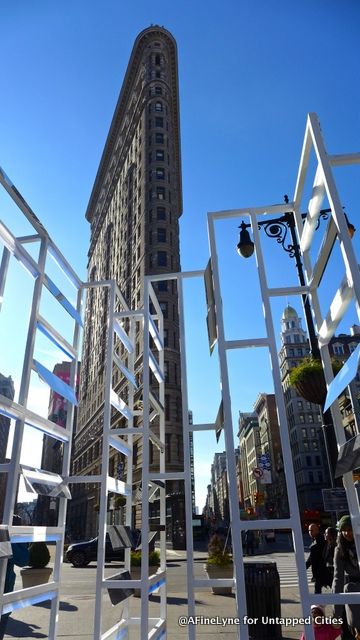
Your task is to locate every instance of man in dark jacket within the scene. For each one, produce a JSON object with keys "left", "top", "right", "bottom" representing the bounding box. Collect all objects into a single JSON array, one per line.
[{"left": 306, "top": 522, "right": 327, "bottom": 594}]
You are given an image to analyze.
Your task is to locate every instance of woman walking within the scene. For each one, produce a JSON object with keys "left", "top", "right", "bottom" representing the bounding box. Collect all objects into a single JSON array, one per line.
[{"left": 332, "top": 515, "right": 360, "bottom": 639}]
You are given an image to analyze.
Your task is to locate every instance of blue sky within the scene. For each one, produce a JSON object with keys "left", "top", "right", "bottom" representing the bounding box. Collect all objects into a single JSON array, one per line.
[{"left": 1, "top": 1, "right": 360, "bottom": 509}]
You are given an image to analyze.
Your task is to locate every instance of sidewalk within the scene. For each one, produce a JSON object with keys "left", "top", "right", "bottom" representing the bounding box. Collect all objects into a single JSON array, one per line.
[
  {"left": 4, "top": 585, "right": 304, "bottom": 639},
  {"left": 3, "top": 547, "right": 308, "bottom": 639}
]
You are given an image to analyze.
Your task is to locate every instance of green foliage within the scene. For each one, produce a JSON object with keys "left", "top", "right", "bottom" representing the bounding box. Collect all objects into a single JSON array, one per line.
[
  {"left": 131, "top": 550, "right": 160, "bottom": 567},
  {"left": 289, "top": 357, "right": 342, "bottom": 386},
  {"left": 206, "top": 534, "right": 232, "bottom": 567},
  {"left": 28, "top": 542, "right": 50, "bottom": 568}
]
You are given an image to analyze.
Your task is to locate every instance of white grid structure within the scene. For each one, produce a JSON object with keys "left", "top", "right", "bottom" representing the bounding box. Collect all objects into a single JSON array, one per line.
[
  {"left": 182, "top": 112, "right": 360, "bottom": 640},
  {"left": 1, "top": 112, "right": 360, "bottom": 640},
  {"left": 0, "top": 168, "right": 83, "bottom": 638},
  {"left": 91, "top": 276, "right": 168, "bottom": 640},
  {"left": 0, "top": 169, "right": 170, "bottom": 639}
]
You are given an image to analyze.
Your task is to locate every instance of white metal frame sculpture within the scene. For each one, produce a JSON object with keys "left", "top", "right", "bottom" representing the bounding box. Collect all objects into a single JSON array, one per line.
[
  {"left": 181, "top": 112, "right": 360, "bottom": 640},
  {"left": 0, "top": 170, "right": 170, "bottom": 639},
  {"left": 1, "top": 112, "right": 360, "bottom": 640},
  {"left": 0, "top": 168, "right": 83, "bottom": 637},
  {"left": 92, "top": 276, "right": 168, "bottom": 640}
]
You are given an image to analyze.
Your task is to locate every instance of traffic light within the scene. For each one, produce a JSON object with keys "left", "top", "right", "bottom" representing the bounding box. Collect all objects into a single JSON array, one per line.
[{"left": 254, "top": 492, "right": 264, "bottom": 506}]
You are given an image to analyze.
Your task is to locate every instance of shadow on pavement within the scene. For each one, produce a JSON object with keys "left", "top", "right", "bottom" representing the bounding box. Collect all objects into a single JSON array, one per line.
[
  {"left": 281, "top": 598, "right": 298, "bottom": 604},
  {"left": 150, "top": 595, "right": 206, "bottom": 606},
  {"left": 5, "top": 618, "right": 47, "bottom": 638},
  {"left": 34, "top": 600, "right": 78, "bottom": 611}
]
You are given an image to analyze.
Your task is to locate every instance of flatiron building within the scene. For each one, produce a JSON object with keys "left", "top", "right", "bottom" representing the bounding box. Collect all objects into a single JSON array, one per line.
[{"left": 68, "top": 26, "right": 184, "bottom": 546}]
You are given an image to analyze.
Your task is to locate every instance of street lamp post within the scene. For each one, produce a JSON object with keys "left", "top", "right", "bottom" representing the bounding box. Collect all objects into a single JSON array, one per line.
[{"left": 237, "top": 199, "right": 355, "bottom": 486}]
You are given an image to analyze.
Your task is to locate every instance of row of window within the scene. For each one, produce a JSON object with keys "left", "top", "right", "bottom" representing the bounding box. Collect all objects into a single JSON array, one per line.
[
  {"left": 296, "top": 399, "right": 315, "bottom": 410},
  {"left": 73, "top": 441, "right": 102, "bottom": 473},
  {"left": 148, "top": 101, "right": 167, "bottom": 114},
  {"left": 294, "top": 463, "right": 324, "bottom": 484},
  {"left": 285, "top": 334, "right": 303, "bottom": 344},
  {"left": 148, "top": 70, "right": 166, "bottom": 81},
  {"left": 149, "top": 206, "right": 172, "bottom": 222},
  {"left": 306, "top": 454, "right": 322, "bottom": 467},
  {"left": 149, "top": 187, "right": 171, "bottom": 202},
  {"left": 149, "top": 53, "right": 164, "bottom": 66},
  {"left": 149, "top": 116, "right": 167, "bottom": 129},
  {"left": 288, "top": 348, "right": 308, "bottom": 357},
  {"left": 148, "top": 168, "right": 171, "bottom": 181},
  {"left": 299, "top": 414, "right": 319, "bottom": 425},
  {"left": 149, "top": 132, "right": 165, "bottom": 145},
  {"left": 302, "top": 439, "right": 319, "bottom": 451},
  {"left": 149, "top": 279, "right": 177, "bottom": 294},
  {"left": 158, "top": 300, "right": 178, "bottom": 321},
  {"left": 149, "top": 250, "right": 169, "bottom": 267},
  {"left": 288, "top": 413, "right": 321, "bottom": 431},
  {"left": 149, "top": 150, "right": 167, "bottom": 162},
  {"left": 301, "top": 426, "right": 319, "bottom": 437},
  {"left": 149, "top": 228, "right": 172, "bottom": 244},
  {"left": 149, "top": 85, "right": 163, "bottom": 97}
]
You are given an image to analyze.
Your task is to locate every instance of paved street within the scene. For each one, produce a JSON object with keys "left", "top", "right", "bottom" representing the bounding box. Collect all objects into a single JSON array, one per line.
[{"left": 3, "top": 545, "right": 318, "bottom": 639}]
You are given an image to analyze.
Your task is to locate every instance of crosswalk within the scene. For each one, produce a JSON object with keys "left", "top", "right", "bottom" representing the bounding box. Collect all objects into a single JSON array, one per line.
[
  {"left": 244, "top": 554, "right": 315, "bottom": 589},
  {"left": 166, "top": 550, "right": 321, "bottom": 590}
]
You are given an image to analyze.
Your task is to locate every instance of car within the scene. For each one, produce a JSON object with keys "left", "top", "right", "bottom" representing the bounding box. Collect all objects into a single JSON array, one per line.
[{"left": 66, "top": 530, "right": 141, "bottom": 568}]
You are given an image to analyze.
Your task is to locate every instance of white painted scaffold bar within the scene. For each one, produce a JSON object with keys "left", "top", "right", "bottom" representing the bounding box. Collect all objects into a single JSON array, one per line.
[
  {"left": 0, "top": 167, "right": 83, "bottom": 639},
  {"left": 195, "top": 114, "right": 360, "bottom": 640}
]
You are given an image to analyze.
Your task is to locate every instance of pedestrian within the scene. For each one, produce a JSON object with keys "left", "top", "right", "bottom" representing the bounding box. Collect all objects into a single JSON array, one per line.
[
  {"left": 244, "top": 529, "right": 255, "bottom": 555},
  {"left": 0, "top": 516, "right": 29, "bottom": 640},
  {"left": 323, "top": 527, "right": 337, "bottom": 587},
  {"left": 332, "top": 515, "right": 360, "bottom": 640},
  {"left": 306, "top": 522, "right": 327, "bottom": 594},
  {"left": 300, "top": 605, "right": 341, "bottom": 640}
]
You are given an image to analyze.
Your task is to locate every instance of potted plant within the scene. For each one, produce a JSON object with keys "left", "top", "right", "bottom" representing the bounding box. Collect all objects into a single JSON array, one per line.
[
  {"left": 130, "top": 549, "right": 160, "bottom": 597},
  {"left": 204, "top": 534, "right": 233, "bottom": 595},
  {"left": 20, "top": 542, "right": 52, "bottom": 588},
  {"left": 289, "top": 357, "right": 342, "bottom": 406}
]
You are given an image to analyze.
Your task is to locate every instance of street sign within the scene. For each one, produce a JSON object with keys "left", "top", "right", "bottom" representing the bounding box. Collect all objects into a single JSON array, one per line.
[
  {"left": 322, "top": 488, "right": 349, "bottom": 512},
  {"left": 259, "top": 469, "right": 272, "bottom": 484},
  {"left": 252, "top": 467, "right": 263, "bottom": 479}
]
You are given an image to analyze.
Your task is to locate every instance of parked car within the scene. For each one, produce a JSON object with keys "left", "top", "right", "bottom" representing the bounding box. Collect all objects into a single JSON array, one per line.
[{"left": 66, "top": 530, "right": 141, "bottom": 568}]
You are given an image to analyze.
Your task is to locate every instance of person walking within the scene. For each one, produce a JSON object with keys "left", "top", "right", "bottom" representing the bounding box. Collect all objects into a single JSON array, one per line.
[
  {"left": 323, "top": 527, "right": 337, "bottom": 587},
  {"left": 244, "top": 529, "right": 255, "bottom": 556},
  {"left": 332, "top": 515, "right": 360, "bottom": 640},
  {"left": 306, "top": 522, "right": 327, "bottom": 594}
]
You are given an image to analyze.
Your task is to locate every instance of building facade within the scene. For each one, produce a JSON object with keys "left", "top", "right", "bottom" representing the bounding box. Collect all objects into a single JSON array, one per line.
[
  {"left": 36, "top": 361, "right": 79, "bottom": 526},
  {"left": 253, "top": 392, "right": 289, "bottom": 519},
  {"left": 70, "top": 26, "right": 184, "bottom": 544},
  {"left": 328, "top": 325, "right": 360, "bottom": 439},
  {"left": 238, "top": 413, "right": 261, "bottom": 513},
  {"left": 279, "top": 305, "right": 329, "bottom": 514},
  {"left": 278, "top": 306, "right": 360, "bottom": 517}
]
